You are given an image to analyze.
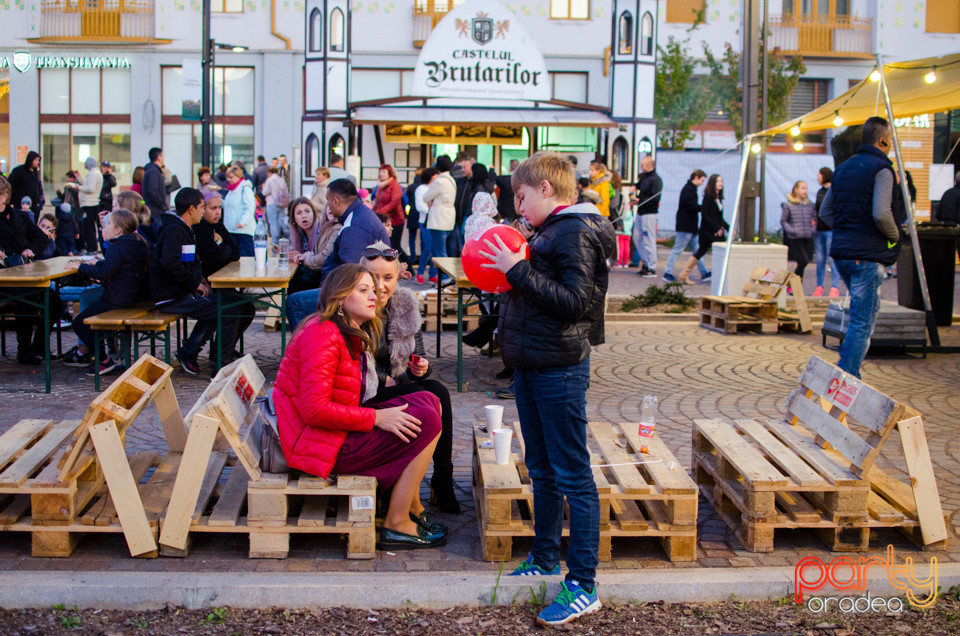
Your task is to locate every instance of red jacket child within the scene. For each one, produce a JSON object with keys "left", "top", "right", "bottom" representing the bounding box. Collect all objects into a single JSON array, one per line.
[{"left": 273, "top": 318, "right": 376, "bottom": 478}]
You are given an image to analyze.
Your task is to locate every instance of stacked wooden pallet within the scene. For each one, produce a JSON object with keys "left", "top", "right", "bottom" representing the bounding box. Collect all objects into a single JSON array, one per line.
[
  {"left": 158, "top": 356, "right": 377, "bottom": 559},
  {"left": 701, "top": 267, "right": 812, "bottom": 335},
  {"left": 0, "top": 356, "right": 186, "bottom": 557},
  {"left": 473, "top": 421, "right": 698, "bottom": 563},
  {"left": 420, "top": 290, "right": 481, "bottom": 332},
  {"left": 692, "top": 355, "right": 947, "bottom": 552}
]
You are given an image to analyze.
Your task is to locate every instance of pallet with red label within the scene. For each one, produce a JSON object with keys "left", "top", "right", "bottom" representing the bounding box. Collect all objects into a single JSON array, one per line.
[
  {"left": 692, "top": 356, "right": 948, "bottom": 552},
  {"left": 158, "top": 356, "right": 376, "bottom": 559},
  {"left": 474, "top": 421, "right": 698, "bottom": 563}
]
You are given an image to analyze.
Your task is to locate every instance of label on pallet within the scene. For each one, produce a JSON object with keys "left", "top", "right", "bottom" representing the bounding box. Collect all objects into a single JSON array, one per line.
[
  {"left": 235, "top": 373, "right": 254, "bottom": 406},
  {"left": 351, "top": 496, "right": 375, "bottom": 511},
  {"left": 825, "top": 374, "right": 861, "bottom": 409},
  {"left": 760, "top": 269, "right": 776, "bottom": 282}
]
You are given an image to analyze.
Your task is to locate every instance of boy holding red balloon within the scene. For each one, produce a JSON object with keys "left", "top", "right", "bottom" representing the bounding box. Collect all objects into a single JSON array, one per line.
[{"left": 479, "top": 152, "right": 615, "bottom": 626}]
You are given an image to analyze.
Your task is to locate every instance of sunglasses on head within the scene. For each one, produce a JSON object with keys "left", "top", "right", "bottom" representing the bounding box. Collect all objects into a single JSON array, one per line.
[{"left": 362, "top": 247, "right": 399, "bottom": 261}]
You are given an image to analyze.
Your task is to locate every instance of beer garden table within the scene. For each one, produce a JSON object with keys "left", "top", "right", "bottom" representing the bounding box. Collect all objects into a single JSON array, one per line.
[
  {"left": 0, "top": 256, "right": 79, "bottom": 393},
  {"left": 209, "top": 257, "right": 298, "bottom": 371},
  {"left": 432, "top": 257, "right": 499, "bottom": 392}
]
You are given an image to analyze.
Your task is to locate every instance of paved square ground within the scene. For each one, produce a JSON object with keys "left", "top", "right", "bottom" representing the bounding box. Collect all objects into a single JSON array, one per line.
[{"left": 0, "top": 269, "right": 957, "bottom": 575}]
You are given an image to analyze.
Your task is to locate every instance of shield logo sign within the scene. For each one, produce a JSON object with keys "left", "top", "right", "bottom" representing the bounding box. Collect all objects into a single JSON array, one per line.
[
  {"left": 472, "top": 17, "right": 493, "bottom": 45},
  {"left": 12, "top": 52, "right": 31, "bottom": 73}
]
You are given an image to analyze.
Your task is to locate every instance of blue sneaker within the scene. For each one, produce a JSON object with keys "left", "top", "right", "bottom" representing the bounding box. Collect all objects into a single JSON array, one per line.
[
  {"left": 536, "top": 580, "right": 601, "bottom": 626},
  {"left": 508, "top": 554, "right": 560, "bottom": 576}
]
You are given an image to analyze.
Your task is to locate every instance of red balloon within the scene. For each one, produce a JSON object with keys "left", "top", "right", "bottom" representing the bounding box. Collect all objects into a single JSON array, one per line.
[{"left": 462, "top": 225, "right": 529, "bottom": 293}]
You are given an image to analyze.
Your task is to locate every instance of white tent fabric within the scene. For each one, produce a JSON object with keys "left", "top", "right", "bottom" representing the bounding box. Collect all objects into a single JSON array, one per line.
[{"left": 655, "top": 150, "right": 833, "bottom": 234}]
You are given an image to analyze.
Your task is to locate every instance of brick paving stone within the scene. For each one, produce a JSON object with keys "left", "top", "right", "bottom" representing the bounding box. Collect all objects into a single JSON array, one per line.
[{"left": 1, "top": 303, "right": 958, "bottom": 575}]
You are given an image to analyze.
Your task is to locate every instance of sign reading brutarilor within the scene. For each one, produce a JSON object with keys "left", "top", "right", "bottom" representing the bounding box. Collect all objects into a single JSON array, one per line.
[{"left": 411, "top": 0, "right": 550, "bottom": 101}]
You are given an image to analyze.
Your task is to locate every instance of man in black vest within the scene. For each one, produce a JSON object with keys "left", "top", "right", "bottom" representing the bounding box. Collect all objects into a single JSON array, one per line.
[{"left": 818, "top": 116, "right": 900, "bottom": 378}]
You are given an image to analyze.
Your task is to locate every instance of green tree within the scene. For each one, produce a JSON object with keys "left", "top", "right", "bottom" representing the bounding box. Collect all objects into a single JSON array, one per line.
[
  {"left": 654, "top": 9, "right": 713, "bottom": 150},
  {"left": 702, "top": 36, "right": 806, "bottom": 140}
]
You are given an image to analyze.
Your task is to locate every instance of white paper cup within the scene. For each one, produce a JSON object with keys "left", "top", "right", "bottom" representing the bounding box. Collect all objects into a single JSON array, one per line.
[
  {"left": 485, "top": 404, "right": 504, "bottom": 430},
  {"left": 493, "top": 428, "right": 513, "bottom": 465}
]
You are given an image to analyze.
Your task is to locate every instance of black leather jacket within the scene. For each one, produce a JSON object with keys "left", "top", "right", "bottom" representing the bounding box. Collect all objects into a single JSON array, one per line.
[{"left": 499, "top": 204, "right": 615, "bottom": 370}]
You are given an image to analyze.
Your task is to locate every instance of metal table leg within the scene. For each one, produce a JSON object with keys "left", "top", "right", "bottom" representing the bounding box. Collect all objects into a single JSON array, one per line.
[
  {"left": 280, "top": 288, "right": 288, "bottom": 355},
  {"left": 93, "top": 329, "right": 101, "bottom": 392},
  {"left": 43, "top": 287, "right": 50, "bottom": 394},
  {"left": 457, "top": 287, "right": 464, "bottom": 392},
  {"left": 216, "top": 291, "right": 223, "bottom": 372},
  {"left": 435, "top": 274, "right": 442, "bottom": 356},
  {"left": 165, "top": 324, "right": 171, "bottom": 363}
]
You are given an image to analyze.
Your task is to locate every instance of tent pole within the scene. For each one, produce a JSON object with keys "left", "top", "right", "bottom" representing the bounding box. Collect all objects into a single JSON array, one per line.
[
  {"left": 876, "top": 53, "right": 940, "bottom": 347},
  {"left": 718, "top": 134, "right": 753, "bottom": 294}
]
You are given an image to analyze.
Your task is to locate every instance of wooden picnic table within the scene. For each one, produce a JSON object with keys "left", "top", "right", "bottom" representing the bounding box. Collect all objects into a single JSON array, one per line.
[
  {"left": 0, "top": 256, "right": 79, "bottom": 393},
  {"left": 432, "top": 257, "right": 499, "bottom": 392},
  {"left": 208, "top": 257, "right": 298, "bottom": 371}
]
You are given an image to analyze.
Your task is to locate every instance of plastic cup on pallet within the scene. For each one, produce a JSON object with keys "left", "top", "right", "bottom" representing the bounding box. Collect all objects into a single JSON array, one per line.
[
  {"left": 493, "top": 428, "right": 513, "bottom": 465},
  {"left": 485, "top": 404, "right": 504, "bottom": 430}
]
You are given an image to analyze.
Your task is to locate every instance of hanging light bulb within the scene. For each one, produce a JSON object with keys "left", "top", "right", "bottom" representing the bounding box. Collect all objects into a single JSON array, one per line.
[
  {"left": 751, "top": 142, "right": 761, "bottom": 153},
  {"left": 869, "top": 69, "right": 881, "bottom": 82},
  {"left": 793, "top": 141, "right": 804, "bottom": 151},
  {"left": 790, "top": 124, "right": 801, "bottom": 137},
  {"left": 925, "top": 67, "right": 937, "bottom": 83},
  {"left": 833, "top": 112, "right": 844, "bottom": 127}
]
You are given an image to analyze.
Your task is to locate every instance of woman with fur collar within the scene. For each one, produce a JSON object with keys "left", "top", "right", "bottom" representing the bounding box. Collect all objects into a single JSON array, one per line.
[{"left": 361, "top": 241, "right": 461, "bottom": 514}]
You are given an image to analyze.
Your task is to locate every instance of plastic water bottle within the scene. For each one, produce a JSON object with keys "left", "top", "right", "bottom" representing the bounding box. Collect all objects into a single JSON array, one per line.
[
  {"left": 639, "top": 396, "right": 657, "bottom": 438},
  {"left": 254, "top": 217, "right": 268, "bottom": 270}
]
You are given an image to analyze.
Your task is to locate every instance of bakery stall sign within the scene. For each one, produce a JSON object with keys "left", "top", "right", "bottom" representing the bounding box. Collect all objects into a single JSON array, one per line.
[{"left": 411, "top": 0, "right": 550, "bottom": 101}]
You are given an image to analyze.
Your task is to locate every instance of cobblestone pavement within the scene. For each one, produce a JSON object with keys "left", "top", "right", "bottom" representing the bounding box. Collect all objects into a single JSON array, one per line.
[{"left": 1, "top": 282, "right": 958, "bottom": 576}]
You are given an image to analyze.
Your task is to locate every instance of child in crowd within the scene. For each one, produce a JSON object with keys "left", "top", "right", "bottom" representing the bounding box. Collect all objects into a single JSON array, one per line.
[
  {"left": 20, "top": 196, "right": 34, "bottom": 223},
  {"left": 36, "top": 215, "right": 60, "bottom": 260},
  {"left": 117, "top": 191, "right": 157, "bottom": 247},
  {"left": 480, "top": 152, "right": 614, "bottom": 626},
  {"left": 63, "top": 209, "right": 149, "bottom": 375},
  {"left": 150, "top": 187, "right": 239, "bottom": 377},
  {"left": 288, "top": 197, "right": 338, "bottom": 293},
  {"left": 55, "top": 203, "right": 80, "bottom": 255},
  {"left": 463, "top": 191, "right": 498, "bottom": 243}
]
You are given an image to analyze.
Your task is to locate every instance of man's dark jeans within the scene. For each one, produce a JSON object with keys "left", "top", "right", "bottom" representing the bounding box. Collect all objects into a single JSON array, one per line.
[
  {"left": 158, "top": 291, "right": 238, "bottom": 362},
  {"left": 514, "top": 357, "right": 599, "bottom": 590}
]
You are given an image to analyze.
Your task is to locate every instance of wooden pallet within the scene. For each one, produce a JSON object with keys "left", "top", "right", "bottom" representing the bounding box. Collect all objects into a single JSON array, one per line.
[
  {"left": 705, "top": 267, "right": 813, "bottom": 334},
  {"left": 699, "top": 296, "right": 779, "bottom": 334},
  {"left": 474, "top": 421, "right": 698, "bottom": 563},
  {"left": 158, "top": 356, "right": 377, "bottom": 559},
  {"left": 422, "top": 314, "right": 481, "bottom": 333},
  {"left": 692, "top": 355, "right": 948, "bottom": 552},
  {"left": 0, "top": 356, "right": 187, "bottom": 557}
]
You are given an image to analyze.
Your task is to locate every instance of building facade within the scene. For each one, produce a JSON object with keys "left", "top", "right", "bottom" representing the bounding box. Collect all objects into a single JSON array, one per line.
[
  {"left": 0, "top": 0, "right": 304, "bottom": 201},
  {"left": 301, "top": 0, "right": 658, "bottom": 190}
]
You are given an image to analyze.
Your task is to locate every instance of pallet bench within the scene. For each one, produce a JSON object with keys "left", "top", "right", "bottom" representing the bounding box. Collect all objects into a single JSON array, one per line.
[
  {"left": 473, "top": 421, "right": 698, "bottom": 563},
  {"left": 701, "top": 267, "right": 812, "bottom": 335},
  {"left": 0, "top": 355, "right": 187, "bottom": 557},
  {"left": 420, "top": 290, "right": 481, "bottom": 333},
  {"left": 692, "top": 355, "right": 947, "bottom": 552},
  {"left": 158, "top": 356, "right": 377, "bottom": 559}
]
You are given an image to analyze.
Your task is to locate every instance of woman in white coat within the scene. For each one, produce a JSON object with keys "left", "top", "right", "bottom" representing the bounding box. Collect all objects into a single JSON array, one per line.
[
  {"left": 420, "top": 155, "right": 456, "bottom": 283},
  {"left": 222, "top": 165, "right": 257, "bottom": 256},
  {"left": 77, "top": 157, "right": 103, "bottom": 253}
]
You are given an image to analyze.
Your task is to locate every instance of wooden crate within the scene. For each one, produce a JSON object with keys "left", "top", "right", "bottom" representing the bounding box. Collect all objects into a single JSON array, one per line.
[
  {"left": 422, "top": 314, "right": 481, "bottom": 333},
  {"left": 692, "top": 355, "right": 948, "bottom": 553},
  {"left": 474, "top": 422, "right": 698, "bottom": 563},
  {"left": 699, "top": 296, "right": 779, "bottom": 335},
  {"left": 705, "top": 267, "right": 813, "bottom": 334},
  {"left": 0, "top": 355, "right": 187, "bottom": 557},
  {"left": 159, "top": 356, "right": 377, "bottom": 559}
]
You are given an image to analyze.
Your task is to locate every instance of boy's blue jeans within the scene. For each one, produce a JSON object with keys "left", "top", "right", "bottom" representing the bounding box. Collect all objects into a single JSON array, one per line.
[
  {"left": 514, "top": 357, "right": 599, "bottom": 590},
  {"left": 834, "top": 259, "right": 883, "bottom": 379}
]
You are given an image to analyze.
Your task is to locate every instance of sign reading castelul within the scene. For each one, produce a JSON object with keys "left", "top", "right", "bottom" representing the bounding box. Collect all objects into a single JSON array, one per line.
[{"left": 411, "top": 0, "right": 550, "bottom": 101}]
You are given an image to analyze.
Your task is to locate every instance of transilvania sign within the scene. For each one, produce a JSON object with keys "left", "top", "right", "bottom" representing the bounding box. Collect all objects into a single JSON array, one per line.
[
  {"left": 411, "top": 0, "right": 550, "bottom": 101},
  {"left": 0, "top": 52, "right": 132, "bottom": 72}
]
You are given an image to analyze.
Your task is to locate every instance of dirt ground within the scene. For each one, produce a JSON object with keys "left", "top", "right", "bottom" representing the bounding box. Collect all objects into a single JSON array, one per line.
[{"left": 1, "top": 594, "right": 957, "bottom": 636}]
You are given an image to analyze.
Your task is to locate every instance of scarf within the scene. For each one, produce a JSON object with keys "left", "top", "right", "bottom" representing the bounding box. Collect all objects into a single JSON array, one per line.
[{"left": 226, "top": 179, "right": 242, "bottom": 192}]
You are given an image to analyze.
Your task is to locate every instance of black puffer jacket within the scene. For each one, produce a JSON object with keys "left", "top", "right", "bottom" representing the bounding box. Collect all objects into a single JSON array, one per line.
[
  {"left": 78, "top": 232, "right": 149, "bottom": 307},
  {"left": 0, "top": 205, "right": 49, "bottom": 257},
  {"left": 499, "top": 203, "right": 615, "bottom": 370}
]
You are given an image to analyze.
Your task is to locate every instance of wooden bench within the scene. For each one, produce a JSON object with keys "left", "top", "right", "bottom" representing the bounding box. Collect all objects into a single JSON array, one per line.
[
  {"left": 700, "top": 267, "right": 812, "bottom": 335},
  {"left": 692, "top": 355, "right": 947, "bottom": 552},
  {"left": 473, "top": 421, "right": 698, "bottom": 563},
  {"left": 158, "top": 356, "right": 377, "bottom": 559},
  {"left": 0, "top": 356, "right": 187, "bottom": 557},
  {"left": 125, "top": 310, "right": 182, "bottom": 363}
]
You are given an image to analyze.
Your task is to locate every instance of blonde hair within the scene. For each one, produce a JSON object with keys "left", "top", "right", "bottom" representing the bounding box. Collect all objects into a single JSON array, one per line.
[
  {"left": 788, "top": 180, "right": 810, "bottom": 204},
  {"left": 316, "top": 167, "right": 330, "bottom": 179},
  {"left": 511, "top": 152, "right": 577, "bottom": 204},
  {"left": 226, "top": 166, "right": 244, "bottom": 180},
  {"left": 104, "top": 208, "right": 139, "bottom": 235},
  {"left": 117, "top": 191, "right": 150, "bottom": 226}
]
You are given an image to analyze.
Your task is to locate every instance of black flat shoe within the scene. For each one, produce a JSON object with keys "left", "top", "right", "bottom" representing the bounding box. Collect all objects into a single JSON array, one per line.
[
  {"left": 17, "top": 353, "right": 43, "bottom": 365},
  {"left": 410, "top": 511, "right": 447, "bottom": 536},
  {"left": 377, "top": 527, "right": 447, "bottom": 551}
]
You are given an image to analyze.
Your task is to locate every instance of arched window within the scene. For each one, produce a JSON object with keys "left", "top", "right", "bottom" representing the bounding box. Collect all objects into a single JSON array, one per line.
[
  {"left": 612, "top": 136, "right": 629, "bottom": 179},
  {"left": 329, "top": 133, "right": 345, "bottom": 163},
  {"left": 330, "top": 8, "right": 345, "bottom": 53},
  {"left": 305, "top": 133, "right": 320, "bottom": 176},
  {"left": 618, "top": 12, "right": 633, "bottom": 55},
  {"left": 640, "top": 12, "right": 653, "bottom": 56},
  {"left": 309, "top": 9, "right": 322, "bottom": 52}
]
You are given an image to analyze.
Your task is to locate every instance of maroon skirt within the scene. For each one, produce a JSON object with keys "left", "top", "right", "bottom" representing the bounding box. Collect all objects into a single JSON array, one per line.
[{"left": 332, "top": 390, "right": 442, "bottom": 489}]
